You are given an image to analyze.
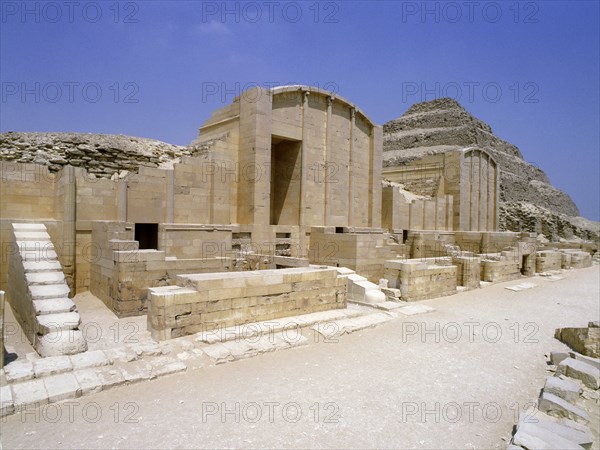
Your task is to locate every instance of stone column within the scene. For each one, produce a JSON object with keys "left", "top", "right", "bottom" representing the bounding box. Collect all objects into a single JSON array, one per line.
[
  {"left": 62, "top": 165, "right": 76, "bottom": 296},
  {"left": 299, "top": 90, "right": 310, "bottom": 254},
  {"left": 167, "top": 169, "right": 174, "bottom": 223},
  {"left": 347, "top": 108, "right": 356, "bottom": 227},
  {"left": 324, "top": 96, "right": 333, "bottom": 226}
]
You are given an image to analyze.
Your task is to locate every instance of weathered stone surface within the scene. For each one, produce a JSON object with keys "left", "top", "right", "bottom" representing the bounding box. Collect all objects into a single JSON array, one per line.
[
  {"left": 555, "top": 326, "right": 600, "bottom": 358},
  {"left": 70, "top": 350, "right": 110, "bottom": 370},
  {"left": 0, "top": 132, "right": 189, "bottom": 178},
  {"left": 556, "top": 358, "right": 600, "bottom": 389},
  {"left": 36, "top": 330, "right": 88, "bottom": 357},
  {"left": 33, "top": 298, "right": 76, "bottom": 315},
  {"left": 550, "top": 351, "right": 570, "bottom": 366},
  {"left": 538, "top": 392, "right": 590, "bottom": 424},
  {"left": 3, "top": 360, "right": 34, "bottom": 382},
  {"left": 95, "top": 368, "right": 126, "bottom": 389},
  {"left": 513, "top": 422, "right": 583, "bottom": 449},
  {"left": 43, "top": 373, "right": 82, "bottom": 402},
  {"left": 12, "top": 379, "right": 49, "bottom": 411},
  {"left": 544, "top": 376, "right": 581, "bottom": 403},
  {"left": 520, "top": 411, "right": 593, "bottom": 449},
  {"left": 73, "top": 369, "right": 103, "bottom": 395},
  {"left": 0, "top": 385, "right": 14, "bottom": 416},
  {"left": 33, "top": 355, "right": 72, "bottom": 377}
]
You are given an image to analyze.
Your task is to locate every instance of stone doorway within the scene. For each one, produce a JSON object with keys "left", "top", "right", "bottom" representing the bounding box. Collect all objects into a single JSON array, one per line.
[{"left": 270, "top": 137, "right": 302, "bottom": 226}]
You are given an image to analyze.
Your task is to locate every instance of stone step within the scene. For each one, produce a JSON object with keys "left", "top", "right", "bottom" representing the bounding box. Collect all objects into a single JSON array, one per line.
[
  {"left": 16, "top": 241, "right": 54, "bottom": 251},
  {"left": 29, "top": 284, "right": 70, "bottom": 300},
  {"left": 33, "top": 298, "right": 76, "bottom": 315},
  {"left": 26, "top": 271, "right": 65, "bottom": 285},
  {"left": 556, "top": 358, "right": 600, "bottom": 389},
  {"left": 20, "top": 249, "right": 58, "bottom": 261},
  {"left": 23, "top": 260, "right": 63, "bottom": 273},
  {"left": 12, "top": 223, "right": 47, "bottom": 231},
  {"left": 36, "top": 312, "right": 81, "bottom": 334},
  {"left": 36, "top": 330, "right": 87, "bottom": 357},
  {"left": 13, "top": 231, "right": 51, "bottom": 241}
]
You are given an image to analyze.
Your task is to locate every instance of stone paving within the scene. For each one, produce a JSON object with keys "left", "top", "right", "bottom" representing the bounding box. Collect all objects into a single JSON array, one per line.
[{"left": 1, "top": 305, "right": 424, "bottom": 417}]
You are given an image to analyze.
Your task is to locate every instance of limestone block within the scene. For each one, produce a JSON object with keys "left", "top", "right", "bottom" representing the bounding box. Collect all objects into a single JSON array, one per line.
[
  {"left": 29, "top": 284, "right": 70, "bottom": 300},
  {"left": 12, "top": 379, "right": 49, "bottom": 411},
  {"left": 544, "top": 376, "right": 581, "bottom": 402},
  {"left": 36, "top": 329, "right": 88, "bottom": 357},
  {"left": 43, "top": 373, "right": 82, "bottom": 403},
  {"left": 555, "top": 358, "right": 600, "bottom": 389},
  {"left": 36, "top": 312, "right": 81, "bottom": 333},
  {"left": 3, "top": 360, "right": 34, "bottom": 382},
  {"left": 550, "top": 351, "right": 570, "bottom": 366},
  {"left": 33, "top": 355, "right": 73, "bottom": 377},
  {"left": 538, "top": 392, "right": 590, "bottom": 424},
  {"left": 95, "top": 368, "right": 126, "bottom": 389},
  {"left": 0, "top": 385, "right": 14, "bottom": 416},
  {"left": 518, "top": 411, "right": 593, "bottom": 448},
  {"left": 33, "top": 298, "right": 76, "bottom": 315},
  {"left": 70, "top": 350, "right": 110, "bottom": 370},
  {"left": 73, "top": 369, "right": 103, "bottom": 395},
  {"left": 513, "top": 422, "right": 583, "bottom": 450}
]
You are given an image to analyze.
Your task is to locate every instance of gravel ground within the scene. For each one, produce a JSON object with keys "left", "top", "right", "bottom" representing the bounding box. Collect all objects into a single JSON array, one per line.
[{"left": 1, "top": 266, "right": 599, "bottom": 449}]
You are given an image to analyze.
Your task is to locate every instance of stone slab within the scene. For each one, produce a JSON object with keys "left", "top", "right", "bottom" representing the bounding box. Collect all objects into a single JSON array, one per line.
[
  {"left": 33, "top": 355, "right": 72, "bottom": 377},
  {"left": 514, "top": 422, "right": 583, "bottom": 450},
  {"left": 33, "top": 298, "right": 76, "bottom": 315},
  {"left": 12, "top": 379, "right": 49, "bottom": 411},
  {"left": 0, "top": 385, "right": 14, "bottom": 416},
  {"left": 43, "top": 373, "right": 82, "bottom": 403},
  {"left": 3, "top": 360, "right": 34, "bottom": 383},
  {"left": 538, "top": 392, "right": 590, "bottom": 424},
  {"left": 73, "top": 369, "right": 103, "bottom": 395},
  {"left": 544, "top": 376, "right": 581, "bottom": 402},
  {"left": 70, "top": 350, "right": 110, "bottom": 370},
  {"left": 556, "top": 358, "right": 600, "bottom": 389},
  {"left": 397, "top": 304, "right": 435, "bottom": 315}
]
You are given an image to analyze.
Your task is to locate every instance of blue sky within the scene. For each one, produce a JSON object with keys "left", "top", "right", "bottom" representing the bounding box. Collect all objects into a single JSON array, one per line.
[{"left": 1, "top": 1, "right": 599, "bottom": 220}]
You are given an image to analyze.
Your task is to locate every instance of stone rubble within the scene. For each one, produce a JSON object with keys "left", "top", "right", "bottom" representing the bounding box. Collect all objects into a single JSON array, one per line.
[{"left": 508, "top": 349, "right": 599, "bottom": 449}]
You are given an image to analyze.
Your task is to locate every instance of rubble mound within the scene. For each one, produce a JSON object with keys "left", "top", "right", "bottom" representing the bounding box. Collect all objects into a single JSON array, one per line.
[
  {"left": 383, "top": 98, "right": 591, "bottom": 239},
  {"left": 0, "top": 132, "right": 211, "bottom": 178}
]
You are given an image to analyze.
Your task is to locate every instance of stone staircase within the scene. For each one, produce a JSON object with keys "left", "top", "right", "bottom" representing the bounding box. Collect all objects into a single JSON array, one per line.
[{"left": 7, "top": 223, "right": 87, "bottom": 357}]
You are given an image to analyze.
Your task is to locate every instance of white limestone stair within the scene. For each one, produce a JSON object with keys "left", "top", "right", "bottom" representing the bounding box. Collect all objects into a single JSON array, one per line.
[{"left": 11, "top": 223, "right": 87, "bottom": 356}]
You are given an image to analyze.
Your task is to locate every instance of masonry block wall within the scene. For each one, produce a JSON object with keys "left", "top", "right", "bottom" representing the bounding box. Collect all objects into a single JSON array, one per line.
[
  {"left": 384, "top": 260, "right": 457, "bottom": 301},
  {"left": 147, "top": 267, "right": 346, "bottom": 340},
  {"left": 309, "top": 226, "right": 402, "bottom": 282},
  {"left": 381, "top": 185, "right": 453, "bottom": 232},
  {"left": 382, "top": 148, "right": 499, "bottom": 232}
]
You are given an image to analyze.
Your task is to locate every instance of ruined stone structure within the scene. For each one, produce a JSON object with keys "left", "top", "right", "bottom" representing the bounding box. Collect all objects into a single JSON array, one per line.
[
  {"left": 382, "top": 97, "right": 599, "bottom": 242},
  {"left": 0, "top": 86, "right": 596, "bottom": 354}
]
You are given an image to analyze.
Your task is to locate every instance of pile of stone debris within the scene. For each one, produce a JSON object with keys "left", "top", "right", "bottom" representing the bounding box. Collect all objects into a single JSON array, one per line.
[{"left": 508, "top": 322, "right": 600, "bottom": 449}]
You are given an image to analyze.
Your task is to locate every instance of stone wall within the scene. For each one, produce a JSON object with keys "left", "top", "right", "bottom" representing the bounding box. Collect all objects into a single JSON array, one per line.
[
  {"left": 147, "top": 267, "right": 346, "bottom": 340},
  {"left": 452, "top": 255, "right": 481, "bottom": 289},
  {"left": 384, "top": 260, "right": 457, "bottom": 301},
  {"left": 90, "top": 221, "right": 232, "bottom": 317},
  {"left": 480, "top": 257, "right": 521, "bottom": 282},
  {"left": 535, "top": 250, "right": 563, "bottom": 272},
  {"left": 309, "top": 226, "right": 403, "bottom": 282},
  {"left": 381, "top": 185, "right": 453, "bottom": 232}
]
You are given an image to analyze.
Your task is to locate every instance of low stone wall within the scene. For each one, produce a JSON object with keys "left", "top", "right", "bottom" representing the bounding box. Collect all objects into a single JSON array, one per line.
[
  {"left": 309, "top": 227, "right": 402, "bottom": 282},
  {"left": 147, "top": 267, "right": 346, "bottom": 340},
  {"left": 452, "top": 255, "right": 481, "bottom": 289},
  {"left": 562, "top": 251, "right": 592, "bottom": 269},
  {"left": 90, "top": 221, "right": 230, "bottom": 317},
  {"left": 384, "top": 260, "right": 456, "bottom": 301},
  {"left": 480, "top": 257, "right": 520, "bottom": 282},
  {"left": 536, "top": 250, "right": 563, "bottom": 272}
]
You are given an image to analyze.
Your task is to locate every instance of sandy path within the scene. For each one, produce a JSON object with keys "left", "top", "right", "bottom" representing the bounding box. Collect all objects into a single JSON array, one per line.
[{"left": 2, "top": 266, "right": 599, "bottom": 449}]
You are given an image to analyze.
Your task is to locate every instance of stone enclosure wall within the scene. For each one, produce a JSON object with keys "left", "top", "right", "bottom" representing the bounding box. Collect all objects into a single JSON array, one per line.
[{"left": 147, "top": 267, "right": 346, "bottom": 340}]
